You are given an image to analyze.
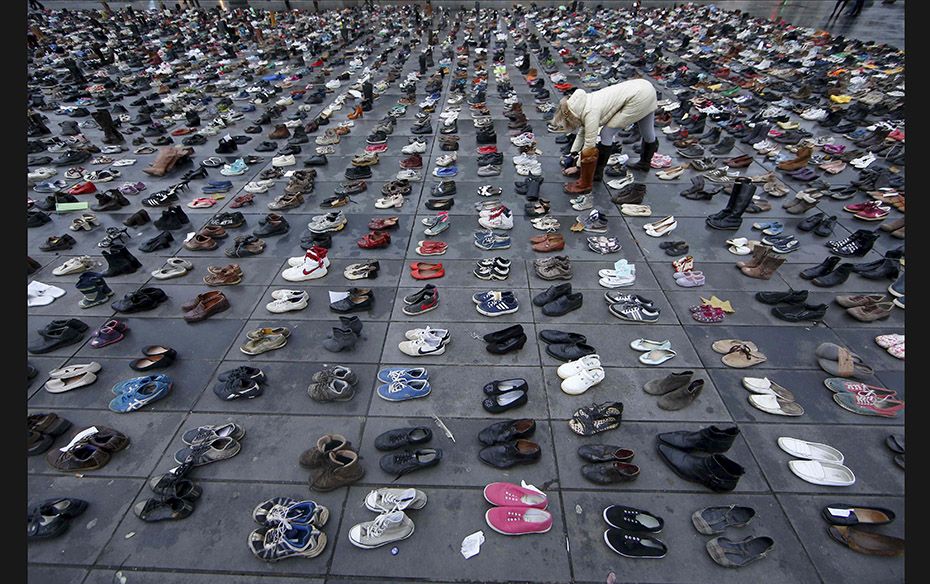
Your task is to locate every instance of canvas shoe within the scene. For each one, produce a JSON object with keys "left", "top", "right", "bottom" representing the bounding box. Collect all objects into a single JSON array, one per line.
[
  {"left": 365, "top": 488, "right": 428, "bottom": 514},
  {"left": 244, "top": 180, "right": 274, "bottom": 193},
  {"left": 476, "top": 291, "right": 520, "bottom": 316},
  {"left": 377, "top": 379, "right": 432, "bottom": 401},
  {"left": 348, "top": 511, "right": 415, "bottom": 549}
]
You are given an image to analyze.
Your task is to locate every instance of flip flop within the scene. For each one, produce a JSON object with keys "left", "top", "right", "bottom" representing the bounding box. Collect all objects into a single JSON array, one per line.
[
  {"left": 712, "top": 339, "right": 759, "bottom": 354},
  {"left": 721, "top": 344, "right": 767, "bottom": 368},
  {"left": 777, "top": 437, "right": 843, "bottom": 463},
  {"left": 742, "top": 377, "right": 796, "bottom": 401},
  {"left": 788, "top": 460, "right": 856, "bottom": 487}
]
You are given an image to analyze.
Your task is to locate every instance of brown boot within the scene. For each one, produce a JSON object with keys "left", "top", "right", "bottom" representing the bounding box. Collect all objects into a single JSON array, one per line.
[
  {"left": 347, "top": 105, "right": 363, "bottom": 120},
  {"left": 143, "top": 146, "right": 181, "bottom": 177},
  {"left": 268, "top": 124, "right": 290, "bottom": 139},
  {"left": 309, "top": 449, "right": 365, "bottom": 492},
  {"left": 736, "top": 243, "right": 769, "bottom": 269},
  {"left": 564, "top": 147, "right": 599, "bottom": 194},
  {"left": 611, "top": 183, "right": 647, "bottom": 204},
  {"left": 299, "top": 433, "right": 350, "bottom": 468},
  {"left": 740, "top": 253, "right": 786, "bottom": 280},
  {"left": 776, "top": 146, "right": 812, "bottom": 171}
]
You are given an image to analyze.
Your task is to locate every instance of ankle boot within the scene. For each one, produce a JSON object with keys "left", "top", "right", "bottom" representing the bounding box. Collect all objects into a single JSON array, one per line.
[
  {"left": 657, "top": 445, "right": 745, "bottom": 492},
  {"left": 28, "top": 113, "right": 51, "bottom": 137},
  {"left": 735, "top": 243, "right": 769, "bottom": 269},
  {"left": 658, "top": 425, "right": 739, "bottom": 453},
  {"left": 323, "top": 327, "right": 359, "bottom": 352},
  {"left": 800, "top": 256, "right": 841, "bottom": 280},
  {"left": 829, "top": 229, "right": 880, "bottom": 257},
  {"left": 76, "top": 274, "right": 113, "bottom": 308},
  {"left": 185, "top": 111, "right": 201, "bottom": 127},
  {"left": 856, "top": 258, "right": 900, "bottom": 280},
  {"left": 310, "top": 449, "right": 365, "bottom": 492},
  {"left": 740, "top": 253, "right": 786, "bottom": 280},
  {"left": 706, "top": 178, "right": 755, "bottom": 230},
  {"left": 102, "top": 245, "right": 142, "bottom": 277},
  {"left": 339, "top": 315, "right": 363, "bottom": 335},
  {"left": 299, "top": 434, "right": 351, "bottom": 468},
  {"left": 288, "top": 126, "right": 309, "bottom": 144},
  {"left": 812, "top": 263, "right": 854, "bottom": 287},
  {"left": 91, "top": 109, "right": 125, "bottom": 144}
]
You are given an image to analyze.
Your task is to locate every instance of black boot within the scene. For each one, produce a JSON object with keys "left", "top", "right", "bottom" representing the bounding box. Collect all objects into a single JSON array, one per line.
[
  {"left": 706, "top": 178, "right": 755, "bottom": 230},
  {"left": 657, "top": 425, "right": 739, "bottom": 453},
  {"left": 657, "top": 445, "right": 745, "bottom": 492},
  {"left": 628, "top": 139, "right": 658, "bottom": 171},
  {"left": 186, "top": 111, "right": 201, "bottom": 127},
  {"left": 339, "top": 315, "right": 363, "bottom": 335},
  {"left": 800, "top": 256, "right": 841, "bottom": 280},
  {"left": 323, "top": 327, "right": 359, "bottom": 352},
  {"left": 362, "top": 81, "right": 373, "bottom": 102},
  {"left": 812, "top": 263, "right": 854, "bottom": 287},
  {"left": 361, "top": 98, "right": 372, "bottom": 112},
  {"left": 123, "top": 209, "right": 151, "bottom": 227},
  {"left": 593, "top": 142, "right": 616, "bottom": 183},
  {"left": 28, "top": 113, "right": 51, "bottom": 137},
  {"left": 92, "top": 109, "right": 125, "bottom": 144},
  {"left": 102, "top": 245, "right": 142, "bottom": 277}
]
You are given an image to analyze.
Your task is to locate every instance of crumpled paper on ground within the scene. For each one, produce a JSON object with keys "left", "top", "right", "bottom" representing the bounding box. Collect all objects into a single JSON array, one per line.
[{"left": 461, "top": 530, "right": 485, "bottom": 559}]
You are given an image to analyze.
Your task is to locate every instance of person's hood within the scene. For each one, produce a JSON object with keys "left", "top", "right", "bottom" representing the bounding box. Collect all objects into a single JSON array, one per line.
[{"left": 566, "top": 88, "right": 587, "bottom": 117}]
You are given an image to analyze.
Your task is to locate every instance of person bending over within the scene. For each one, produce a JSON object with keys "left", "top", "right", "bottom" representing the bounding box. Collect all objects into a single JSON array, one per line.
[{"left": 554, "top": 78, "right": 658, "bottom": 194}]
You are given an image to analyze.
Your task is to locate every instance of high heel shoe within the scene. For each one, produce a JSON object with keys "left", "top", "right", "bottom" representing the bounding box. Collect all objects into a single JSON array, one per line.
[{"left": 98, "top": 226, "right": 130, "bottom": 248}]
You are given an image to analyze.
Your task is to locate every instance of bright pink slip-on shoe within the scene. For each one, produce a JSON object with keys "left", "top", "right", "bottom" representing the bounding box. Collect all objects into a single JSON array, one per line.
[
  {"left": 485, "top": 507, "right": 553, "bottom": 535},
  {"left": 483, "top": 482, "right": 548, "bottom": 509}
]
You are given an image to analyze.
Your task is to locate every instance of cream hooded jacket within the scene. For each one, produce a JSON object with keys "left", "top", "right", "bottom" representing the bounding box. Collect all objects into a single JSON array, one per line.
[{"left": 566, "top": 79, "right": 658, "bottom": 153}]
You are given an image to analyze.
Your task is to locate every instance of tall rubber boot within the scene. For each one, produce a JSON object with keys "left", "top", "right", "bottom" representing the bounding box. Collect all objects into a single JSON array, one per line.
[
  {"left": 628, "top": 139, "right": 658, "bottom": 172},
  {"left": 707, "top": 179, "right": 756, "bottom": 230},
  {"left": 593, "top": 142, "right": 616, "bottom": 182},
  {"left": 563, "top": 147, "right": 598, "bottom": 194}
]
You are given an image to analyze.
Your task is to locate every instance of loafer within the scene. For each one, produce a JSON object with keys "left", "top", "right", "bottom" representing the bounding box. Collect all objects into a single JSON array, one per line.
[
  {"left": 477, "top": 419, "right": 536, "bottom": 446},
  {"left": 478, "top": 439, "right": 542, "bottom": 468},
  {"left": 374, "top": 427, "right": 433, "bottom": 451}
]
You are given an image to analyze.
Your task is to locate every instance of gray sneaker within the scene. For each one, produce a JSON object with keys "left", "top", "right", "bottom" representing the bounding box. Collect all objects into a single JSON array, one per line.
[
  {"left": 364, "top": 488, "right": 428, "bottom": 513},
  {"left": 311, "top": 365, "right": 358, "bottom": 386},
  {"left": 477, "top": 164, "right": 501, "bottom": 177},
  {"left": 308, "top": 378, "right": 356, "bottom": 402},
  {"left": 348, "top": 510, "right": 415, "bottom": 548},
  {"left": 581, "top": 209, "right": 608, "bottom": 233},
  {"left": 537, "top": 260, "right": 573, "bottom": 280}
]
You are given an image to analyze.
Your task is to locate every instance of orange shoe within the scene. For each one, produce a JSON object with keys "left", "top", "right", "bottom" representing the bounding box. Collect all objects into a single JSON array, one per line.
[{"left": 348, "top": 105, "right": 363, "bottom": 120}]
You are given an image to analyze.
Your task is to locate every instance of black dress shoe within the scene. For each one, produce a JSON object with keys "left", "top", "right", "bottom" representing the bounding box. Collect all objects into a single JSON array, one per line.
[
  {"left": 532, "top": 283, "right": 571, "bottom": 307},
  {"left": 545, "top": 341, "right": 597, "bottom": 362},
  {"left": 657, "top": 444, "right": 745, "bottom": 492},
  {"left": 771, "top": 303, "right": 828, "bottom": 322},
  {"left": 800, "top": 256, "right": 841, "bottom": 280},
  {"left": 582, "top": 461, "right": 640, "bottom": 484},
  {"left": 797, "top": 212, "right": 826, "bottom": 232},
  {"left": 111, "top": 287, "right": 168, "bottom": 313},
  {"left": 478, "top": 439, "right": 541, "bottom": 468},
  {"left": 28, "top": 319, "right": 88, "bottom": 354},
  {"left": 657, "top": 425, "right": 739, "bottom": 453},
  {"left": 374, "top": 427, "right": 432, "bottom": 451},
  {"left": 537, "top": 330, "right": 586, "bottom": 345},
  {"left": 482, "top": 324, "right": 525, "bottom": 344},
  {"left": 477, "top": 419, "right": 536, "bottom": 446},
  {"left": 578, "top": 444, "right": 635, "bottom": 463},
  {"left": 379, "top": 448, "right": 442, "bottom": 477},
  {"left": 754, "top": 289, "right": 808, "bottom": 305},
  {"left": 542, "top": 292, "right": 584, "bottom": 316},
  {"left": 487, "top": 332, "right": 528, "bottom": 354},
  {"left": 856, "top": 258, "right": 900, "bottom": 280}
]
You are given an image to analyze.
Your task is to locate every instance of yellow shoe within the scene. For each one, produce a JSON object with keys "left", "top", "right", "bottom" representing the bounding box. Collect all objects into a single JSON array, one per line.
[
  {"left": 830, "top": 94, "right": 852, "bottom": 104},
  {"left": 777, "top": 121, "right": 800, "bottom": 130}
]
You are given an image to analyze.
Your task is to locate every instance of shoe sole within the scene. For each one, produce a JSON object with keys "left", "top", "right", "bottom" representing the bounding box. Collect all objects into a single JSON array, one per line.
[
  {"left": 475, "top": 306, "right": 519, "bottom": 317},
  {"left": 403, "top": 303, "right": 439, "bottom": 316}
]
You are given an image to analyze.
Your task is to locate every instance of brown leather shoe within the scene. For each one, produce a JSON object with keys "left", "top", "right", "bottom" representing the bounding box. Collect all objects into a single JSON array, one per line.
[
  {"left": 828, "top": 525, "right": 904, "bottom": 557},
  {"left": 776, "top": 146, "right": 812, "bottom": 171},
  {"left": 47, "top": 444, "right": 110, "bottom": 472},
  {"left": 309, "top": 449, "right": 365, "bottom": 492},
  {"left": 268, "top": 124, "right": 290, "bottom": 139},
  {"left": 183, "top": 290, "right": 230, "bottom": 322},
  {"left": 198, "top": 225, "right": 228, "bottom": 239},
  {"left": 184, "top": 234, "right": 218, "bottom": 251},
  {"left": 532, "top": 233, "right": 565, "bottom": 252},
  {"left": 299, "top": 434, "right": 351, "bottom": 469},
  {"left": 203, "top": 265, "right": 243, "bottom": 286},
  {"left": 726, "top": 154, "right": 753, "bottom": 169},
  {"left": 181, "top": 290, "right": 225, "bottom": 312}
]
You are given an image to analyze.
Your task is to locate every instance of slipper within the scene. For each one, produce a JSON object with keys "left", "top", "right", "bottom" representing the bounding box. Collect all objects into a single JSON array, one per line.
[
  {"left": 874, "top": 334, "right": 904, "bottom": 349},
  {"left": 721, "top": 344, "right": 767, "bottom": 368},
  {"left": 742, "top": 377, "right": 796, "bottom": 401},
  {"left": 569, "top": 402, "right": 624, "bottom": 436},
  {"left": 816, "top": 343, "right": 874, "bottom": 379},
  {"left": 822, "top": 505, "right": 896, "bottom": 527},
  {"left": 777, "top": 437, "right": 843, "bottom": 463},
  {"left": 152, "top": 258, "right": 193, "bottom": 280},
  {"left": 726, "top": 238, "right": 758, "bottom": 255},
  {"left": 712, "top": 339, "right": 759, "bottom": 354},
  {"left": 749, "top": 394, "right": 804, "bottom": 416},
  {"left": 639, "top": 348, "right": 677, "bottom": 365},
  {"left": 788, "top": 460, "right": 856, "bottom": 486}
]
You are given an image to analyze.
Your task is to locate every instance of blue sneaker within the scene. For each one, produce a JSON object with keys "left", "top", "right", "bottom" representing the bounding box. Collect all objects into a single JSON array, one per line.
[
  {"left": 477, "top": 292, "right": 520, "bottom": 316},
  {"left": 474, "top": 232, "right": 512, "bottom": 250},
  {"left": 111, "top": 375, "right": 160, "bottom": 395},
  {"left": 239, "top": 104, "right": 256, "bottom": 112},
  {"left": 377, "top": 367, "right": 429, "bottom": 384},
  {"left": 433, "top": 166, "right": 458, "bottom": 178},
  {"left": 472, "top": 290, "right": 515, "bottom": 305},
  {"left": 377, "top": 379, "right": 431, "bottom": 401},
  {"left": 109, "top": 374, "right": 172, "bottom": 412}
]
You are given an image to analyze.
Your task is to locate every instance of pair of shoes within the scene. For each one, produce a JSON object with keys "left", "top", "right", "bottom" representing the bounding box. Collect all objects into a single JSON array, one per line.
[
  {"left": 398, "top": 324, "right": 450, "bottom": 356},
  {"left": 482, "top": 324, "right": 527, "bottom": 354},
  {"left": 376, "top": 367, "right": 431, "bottom": 401},
  {"left": 349, "top": 487, "right": 427, "bottom": 548},
  {"left": 300, "top": 434, "right": 364, "bottom": 491},
  {"left": 484, "top": 482, "right": 553, "bottom": 535},
  {"left": 533, "top": 283, "right": 583, "bottom": 316},
  {"left": 248, "top": 496, "right": 329, "bottom": 561},
  {"left": 656, "top": 426, "right": 744, "bottom": 491}
]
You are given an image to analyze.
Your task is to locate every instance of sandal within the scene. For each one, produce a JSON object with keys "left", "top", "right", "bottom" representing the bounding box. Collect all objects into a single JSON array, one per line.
[
  {"left": 712, "top": 339, "right": 759, "bottom": 354},
  {"left": 187, "top": 197, "right": 217, "bottom": 209},
  {"left": 98, "top": 227, "right": 129, "bottom": 248},
  {"left": 672, "top": 255, "right": 694, "bottom": 273},
  {"left": 369, "top": 216, "right": 399, "bottom": 230},
  {"left": 569, "top": 402, "right": 623, "bottom": 436},
  {"left": 721, "top": 344, "right": 767, "bottom": 368},
  {"left": 69, "top": 213, "right": 100, "bottom": 231}
]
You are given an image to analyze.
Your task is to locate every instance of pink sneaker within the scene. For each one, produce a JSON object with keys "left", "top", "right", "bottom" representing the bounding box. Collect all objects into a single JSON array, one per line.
[
  {"left": 854, "top": 202, "right": 890, "bottom": 221},
  {"left": 650, "top": 153, "right": 672, "bottom": 169},
  {"left": 485, "top": 507, "right": 553, "bottom": 535},
  {"left": 365, "top": 143, "right": 388, "bottom": 153},
  {"left": 483, "top": 483, "right": 548, "bottom": 509}
]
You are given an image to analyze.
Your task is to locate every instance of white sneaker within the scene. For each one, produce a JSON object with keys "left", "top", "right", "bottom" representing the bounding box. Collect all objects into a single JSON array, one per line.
[
  {"left": 401, "top": 140, "right": 427, "bottom": 154},
  {"left": 266, "top": 290, "right": 309, "bottom": 313},
  {"left": 512, "top": 153, "right": 537, "bottom": 166},
  {"left": 571, "top": 194, "right": 593, "bottom": 211},
  {"left": 557, "top": 354, "right": 602, "bottom": 379},
  {"left": 288, "top": 253, "right": 331, "bottom": 268},
  {"left": 282, "top": 254, "right": 328, "bottom": 281},
  {"left": 515, "top": 161, "right": 542, "bottom": 176},
  {"left": 478, "top": 209, "right": 514, "bottom": 230},
  {"left": 399, "top": 333, "right": 446, "bottom": 356},
  {"left": 510, "top": 132, "right": 535, "bottom": 147},
  {"left": 598, "top": 273, "right": 636, "bottom": 288},
  {"left": 435, "top": 153, "right": 457, "bottom": 167},
  {"left": 244, "top": 180, "right": 274, "bottom": 193},
  {"left": 272, "top": 154, "right": 296, "bottom": 167},
  {"left": 561, "top": 367, "right": 606, "bottom": 395},
  {"left": 851, "top": 152, "right": 876, "bottom": 169},
  {"left": 404, "top": 327, "right": 450, "bottom": 341},
  {"left": 396, "top": 169, "right": 422, "bottom": 181}
]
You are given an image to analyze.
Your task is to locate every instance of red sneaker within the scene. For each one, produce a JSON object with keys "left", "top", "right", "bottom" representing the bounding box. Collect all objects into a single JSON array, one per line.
[
  {"left": 67, "top": 181, "right": 97, "bottom": 195},
  {"left": 400, "top": 154, "right": 423, "bottom": 169},
  {"left": 477, "top": 145, "right": 499, "bottom": 154}
]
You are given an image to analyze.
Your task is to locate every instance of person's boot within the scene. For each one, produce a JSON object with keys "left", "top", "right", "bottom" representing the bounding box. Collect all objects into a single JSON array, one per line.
[
  {"left": 627, "top": 139, "right": 658, "bottom": 171},
  {"left": 123, "top": 209, "right": 151, "bottom": 227},
  {"left": 706, "top": 178, "right": 755, "bottom": 230},
  {"left": 800, "top": 255, "right": 841, "bottom": 280},
  {"left": 309, "top": 449, "right": 365, "bottom": 491},
  {"left": 288, "top": 125, "right": 309, "bottom": 144},
  {"left": 102, "top": 245, "right": 142, "bottom": 277},
  {"left": 339, "top": 315, "right": 363, "bottom": 335},
  {"left": 740, "top": 253, "right": 787, "bottom": 280},
  {"left": 299, "top": 434, "right": 351, "bottom": 468},
  {"left": 91, "top": 109, "right": 125, "bottom": 144},
  {"left": 323, "top": 327, "right": 359, "bottom": 352},
  {"left": 735, "top": 243, "right": 770, "bottom": 269},
  {"left": 593, "top": 142, "right": 617, "bottom": 182},
  {"left": 658, "top": 425, "right": 739, "bottom": 453},
  {"left": 657, "top": 445, "right": 745, "bottom": 492},
  {"left": 563, "top": 147, "right": 598, "bottom": 194}
]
